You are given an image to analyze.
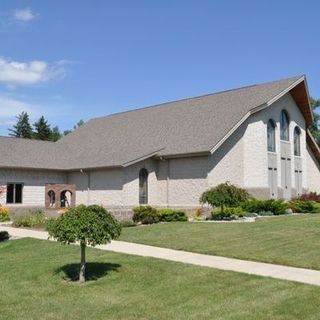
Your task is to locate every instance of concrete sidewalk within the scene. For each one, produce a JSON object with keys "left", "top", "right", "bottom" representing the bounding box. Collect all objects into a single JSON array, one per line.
[{"left": 2, "top": 225, "right": 320, "bottom": 287}]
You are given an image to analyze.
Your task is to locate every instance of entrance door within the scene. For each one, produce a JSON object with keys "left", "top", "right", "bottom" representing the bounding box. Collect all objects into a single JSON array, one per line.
[
  {"left": 268, "top": 167, "right": 277, "bottom": 198},
  {"left": 294, "top": 159, "right": 302, "bottom": 197},
  {"left": 268, "top": 153, "right": 278, "bottom": 198},
  {"left": 281, "top": 156, "right": 292, "bottom": 199}
]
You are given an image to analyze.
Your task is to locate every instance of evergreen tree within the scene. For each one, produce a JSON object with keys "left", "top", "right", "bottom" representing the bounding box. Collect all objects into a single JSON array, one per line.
[
  {"left": 50, "top": 126, "right": 62, "bottom": 142},
  {"left": 310, "top": 97, "right": 320, "bottom": 146},
  {"left": 33, "top": 116, "right": 52, "bottom": 141},
  {"left": 74, "top": 119, "right": 84, "bottom": 130},
  {"left": 63, "top": 119, "right": 84, "bottom": 136},
  {"left": 9, "top": 111, "right": 33, "bottom": 138}
]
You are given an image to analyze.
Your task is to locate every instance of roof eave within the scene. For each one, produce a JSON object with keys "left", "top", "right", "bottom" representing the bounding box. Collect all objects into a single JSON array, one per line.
[
  {"left": 306, "top": 129, "right": 320, "bottom": 165},
  {"left": 266, "top": 75, "right": 313, "bottom": 126},
  {"left": 210, "top": 76, "right": 313, "bottom": 155},
  {"left": 157, "top": 150, "right": 211, "bottom": 159}
]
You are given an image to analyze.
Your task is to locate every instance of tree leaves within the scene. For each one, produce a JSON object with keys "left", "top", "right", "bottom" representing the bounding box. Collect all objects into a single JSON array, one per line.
[
  {"left": 310, "top": 97, "right": 320, "bottom": 146},
  {"left": 47, "top": 205, "right": 121, "bottom": 247},
  {"left": 8, "top": 111, "right": 84, "bottom": 142},
  {"left": 8, "top": 111, "right": 33, "bottom": 139}
]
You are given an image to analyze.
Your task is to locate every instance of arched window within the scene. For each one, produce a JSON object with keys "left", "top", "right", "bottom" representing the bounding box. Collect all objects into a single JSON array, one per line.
[
  {"left": 60, "top": 190, "right": 72, "bottom": 208},
  {"left": 294, "top": 126, "right": 301, "bottom": 156},
  {"left": 139, "top": 168, "right": 148, "bottom": 204},
  {"left": 48, "top": 190, "right": 56, "bottom": 208},
  {"left": 267, "top": 119, "right": 276, "bottom": 152},
  {"left": 280, "top": 110, "right": 290, "bottom": 141}
]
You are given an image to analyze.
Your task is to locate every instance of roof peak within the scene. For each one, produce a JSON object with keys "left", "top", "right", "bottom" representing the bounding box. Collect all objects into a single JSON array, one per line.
[{"left": 90, "top": 75, "right": 304, "bottom": 122}]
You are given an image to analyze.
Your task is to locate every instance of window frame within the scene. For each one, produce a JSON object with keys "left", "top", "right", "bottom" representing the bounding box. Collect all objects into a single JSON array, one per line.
[
  {"left": 294, "top": 126, "right": 301, "bottom": 156},
  {"left": 139, "top": 168, "right": 148, "bottom": 205},
  {"left": 267, "top": 119, "right": 276, "bottom": 152},
  {"left": 6, "top": 182, "right": 24, "bottom": 204},
  {"left": 280, "top": 110, "right": 290, "bottom": 141}
]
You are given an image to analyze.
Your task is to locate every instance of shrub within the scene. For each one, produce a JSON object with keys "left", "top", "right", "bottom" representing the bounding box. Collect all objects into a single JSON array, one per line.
[
  {"left": 257, "top": 211, "right": 274, "bottom": 216},
  {"left": 211, "top": 211, "right": 234, "bottom": 221},
  {"left": 294, "top": 192, "right": 320, "bottom": 203},
  {"left": 0, "top": 207, "right": 10, "bottom": 222},
  {"left": 289, "top": 200, "right": 320, "bottom": 213},
  {"left": 133, "top": 206, "right": 159, "bottom": 224},
  {"left": 13, "top": 210, "right": 47, "bottom": 228},
  {"left": 194, "top": 208, "right": 204, "bottom": 218},
  {"left": 241, "top": 199, "right": 288, "bottom": 215},
  {"left": 158, "top": 209, "right": 188, "bottom": 222},
  {"left": 211, "top": 207, "right": 244, "bottom": 220},
  {"left": 0, "top": 231, "right": 9, "bottom": 241},
  {"left": 243, "top": 212, "right": 258, "bottom": 218},
  {"left": 200, "top": 182, "right": 249, "bottom": 213},
  {"left": 120, "top": 220, "right": 137, "bottom": 228}
]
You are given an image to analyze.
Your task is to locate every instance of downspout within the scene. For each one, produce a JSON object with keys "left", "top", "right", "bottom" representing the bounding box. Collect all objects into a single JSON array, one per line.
[
  {"left": 87, "top": 171, "right": 91, "bottom": 205},
  {"left": 80, "top": 169, "right": 91, "bottom": 205}
]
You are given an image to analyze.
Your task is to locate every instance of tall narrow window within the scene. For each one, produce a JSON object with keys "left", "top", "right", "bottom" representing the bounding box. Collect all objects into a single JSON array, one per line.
[
  {"left": 48, "top": 190, "right": 56, "bottom": 207},
  {"left": 6, "top": 183, "right": 23, "bottom": 204},
  {"left": 267, "top": 119, "right": 276, "bottom": 152},
  {"left": 294, "top": 126, "right": 301, "bottom": 156},
  {"left": 280, "top": 110, "right": 290, "bottom": 141},
  {"left": 60, "top": 190, "right": 72, "bottom": 208},
  {"left": 139, "top": 168, "right": 148, "bottom": 204}
]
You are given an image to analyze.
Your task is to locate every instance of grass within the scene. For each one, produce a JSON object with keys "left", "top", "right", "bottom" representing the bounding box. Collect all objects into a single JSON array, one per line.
[
  {"left": 120, "top": 214, "right": 320, "bottom": 270},
  {"left": 1, "top": 238, "right": 320, "bottom": 320}
]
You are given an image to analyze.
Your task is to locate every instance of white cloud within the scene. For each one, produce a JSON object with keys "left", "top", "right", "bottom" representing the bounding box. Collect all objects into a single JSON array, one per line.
[
  {"left": 0, "top": 96, "right": 33, "bottom": 117},
  {"left": 0, "top": 58, "right": 67, "bottom": 86},
  {"left": 13, "top": 8, "right": 35, "bottom": 22},
  {"left": 0, "top": 96, "right": 34, "bottom": 126}
]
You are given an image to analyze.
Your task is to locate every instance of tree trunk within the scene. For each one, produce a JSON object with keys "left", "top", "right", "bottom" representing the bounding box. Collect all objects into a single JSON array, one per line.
[
  {"left": 221, "top": 205, "right": 224, "bottom": 214},
  {"left": 79, "top": 242, "right": 86, "bottom": 282}
]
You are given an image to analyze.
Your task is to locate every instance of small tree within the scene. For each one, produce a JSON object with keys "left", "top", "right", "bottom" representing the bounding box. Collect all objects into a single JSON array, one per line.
[
  {"left": 200, "top": 182, "right": 249, "bottom": 213},
  {"left": 0, "top": 186, "right": 6, "bottom": 206},
  {"left": 47, "top": 205, "right": 121, "bottom": 282},
  {"left": 0, "top": 186, "right": 5, "bottom": 195}
]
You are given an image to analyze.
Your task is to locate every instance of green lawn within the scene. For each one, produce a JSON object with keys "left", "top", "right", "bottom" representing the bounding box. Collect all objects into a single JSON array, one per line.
[
  {"left": 120, "top": 214, "right": 320, "bottom": 270},
  {"left": 1, "top": 238, "right": 320, "bottom": 320}
]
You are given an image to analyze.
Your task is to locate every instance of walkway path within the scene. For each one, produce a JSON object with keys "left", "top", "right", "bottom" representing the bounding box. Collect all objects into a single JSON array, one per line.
[{"left": 2, "top": 225, "right": 320, "bottom": 287}]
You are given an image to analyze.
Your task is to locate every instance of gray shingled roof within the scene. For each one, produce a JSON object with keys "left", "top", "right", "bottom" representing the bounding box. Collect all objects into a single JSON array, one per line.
[
  {"left": 0, "top": 75, "right": 305, "bottom": 170},
  {"left": 0, "top": 137, "right": 60, "bottom": 170}
]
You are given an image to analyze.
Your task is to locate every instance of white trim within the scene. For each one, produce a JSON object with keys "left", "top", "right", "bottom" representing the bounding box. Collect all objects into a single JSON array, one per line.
[
  {"left": 210, "top": 76, "right": 308, "bottom": 155},
  {"left": 307, "top": 129, "right": 320, "bottom": 154},
  {"left": 122, "top": 148, "right": 165, "bottom": 167},
  {"left": 266, "top": 77, "right": 305, "bottom": 107},
  {"left": 210, "top": 112, "right": 252, "bottom": 154}
]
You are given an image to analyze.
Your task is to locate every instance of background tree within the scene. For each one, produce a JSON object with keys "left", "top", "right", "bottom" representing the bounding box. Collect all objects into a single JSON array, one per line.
[
  {"left": 200, "top": 182, "right": 249, "bottom": 213},
  {"left": 33, "top": 116, "right": 52, "bottom": 141},
  {"left": 9, "top": 111, "right": 33, "bottom": 139},
  {"left": 47, "top": 205, "right": 121, "bottom": 282},
  {"left": 309, "top": 97, "right": 320, "bottom": 146},
  {"left": 50, "top": 126, "right": 62, "bottom": 142},
  {"left": 63, "top": 119, "right": 84, "bottom": 136}
]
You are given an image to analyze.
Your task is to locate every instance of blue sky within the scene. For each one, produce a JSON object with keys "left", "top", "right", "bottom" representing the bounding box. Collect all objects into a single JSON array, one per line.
[{"left": 0, "top": 0, "right": 319, "bottom": 135}]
